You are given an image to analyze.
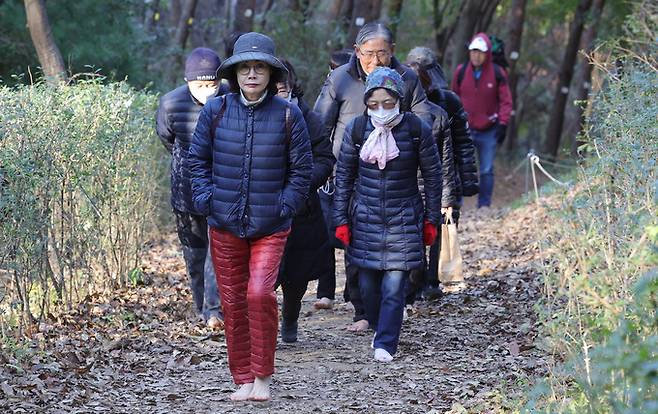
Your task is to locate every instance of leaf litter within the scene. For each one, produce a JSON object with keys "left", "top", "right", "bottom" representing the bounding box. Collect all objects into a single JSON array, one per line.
[{"left": 1, "top": 202, "right": 552, "bottom": 413}]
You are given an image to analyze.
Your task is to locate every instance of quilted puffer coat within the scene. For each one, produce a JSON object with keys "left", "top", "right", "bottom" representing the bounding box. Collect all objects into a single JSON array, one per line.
[
  {"left": 188, "top": 92, "right": 313, "bottom": 238},
  {"left": 333, "top": 113, "right": 442, "bottom": 271},
  {"left": 155, "top": 83, "right": 229, "bottom": 212},
  {"left": 427, "top": 87, "right": 479, "bottom": 197}
]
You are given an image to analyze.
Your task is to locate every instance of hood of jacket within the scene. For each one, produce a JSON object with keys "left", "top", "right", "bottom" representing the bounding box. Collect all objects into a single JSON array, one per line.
[{"left": 469, "top": 32, "right": 493, "bottom": 69}]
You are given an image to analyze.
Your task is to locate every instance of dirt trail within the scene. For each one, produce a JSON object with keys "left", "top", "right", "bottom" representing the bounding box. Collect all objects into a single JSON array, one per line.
[{"left": 2, "top": 196, "right": 550, "bottom": 414}]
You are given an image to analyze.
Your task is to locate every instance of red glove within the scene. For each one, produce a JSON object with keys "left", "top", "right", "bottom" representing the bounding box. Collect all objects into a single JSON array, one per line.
[
  {"left": 423, "top": 220, "right": 437, "bottom": 246},
  {"left": 335, "top": 224, "right": 351, "bottom": 246}
]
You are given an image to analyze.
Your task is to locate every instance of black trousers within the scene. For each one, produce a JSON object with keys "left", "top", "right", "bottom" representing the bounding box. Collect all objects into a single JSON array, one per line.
[
  {"left": 344, "top": 260, "right": 367, "bottom": 322},
  {"left": 173, "top": 209, "right": 208, "bottom": 248},
  {"left": 315, "top": 251, "right": 336, "bottom": 300},
  {"left": 317, "top": 183, "right": 365, "bottom": 321},
  {"left": 405, "top": 225, "right": 443, "bottom": 305},
  {"left": 280, "top": 279, "right": 309, "bottom": 322}
]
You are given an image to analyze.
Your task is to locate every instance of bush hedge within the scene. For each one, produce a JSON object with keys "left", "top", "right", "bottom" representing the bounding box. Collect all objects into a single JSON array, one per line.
[{"left": 0, "top": 81, "right": 166, "bottom": 335}]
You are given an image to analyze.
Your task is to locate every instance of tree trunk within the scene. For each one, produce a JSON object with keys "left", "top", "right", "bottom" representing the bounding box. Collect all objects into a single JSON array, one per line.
[
  {"left": 450, "top": 0, "right": 480, "bottom": 69},
  {"left": 571, "top": 0, "right": 605, "bottom": 156},
  {"left": 24, "top": 0, "right": 65, "bottom": 83},
  {"left": 170, "top": 0, "right": 182, "bottom": 27},
  {"left": 174, "top": 0, "right": 199, "bottom": 49},
  {"left": 388, "top": 0, "right": 404, "bottom": 39},
  {"left": 288, "top": 0, "right": 312, "bottom": 18},
  {"left": 475, "top": 0, "right": 501, "bottom": 34},
  {"left": 504, "top": 0, "right": 527, "bottom": 153},
  {"left": 328, "top": 0, "right": 344, "bottom": 20},
  {"left": 143, "top": 0, "right": 161, "bottom": 34},
  {"left": 543, "top": 0, "right": 593, "bottom": 159},
  {"left": 367, "top": 0, "right": 383, "bottom": 22},
  {"left": 433, "top": 0, "right": 462, "bottom": 65},
  {"left": 345, "top": 0, "right": 380, "bottom": 47},
  {"left": 233, "top": 0, "right": 255, "bottom": 33}
]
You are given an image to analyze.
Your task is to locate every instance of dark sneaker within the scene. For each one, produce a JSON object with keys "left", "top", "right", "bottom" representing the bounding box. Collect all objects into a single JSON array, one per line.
[{"left": 423, "top": 285, "right": 443, "bottom": 301}]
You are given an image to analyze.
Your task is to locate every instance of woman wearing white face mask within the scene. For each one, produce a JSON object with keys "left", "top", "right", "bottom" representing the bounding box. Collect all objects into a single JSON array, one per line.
[
  {"left": 156, "top": 47, "right": 228, "bottom": 331},
  {"left": 332, "top": 67, "right": 442, "bottom": 363}
]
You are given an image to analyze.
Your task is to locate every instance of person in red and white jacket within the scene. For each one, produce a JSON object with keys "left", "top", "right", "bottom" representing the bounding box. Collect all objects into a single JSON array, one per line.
[{"left": 451, "top": 32, "right": 512, "bottom": 208}]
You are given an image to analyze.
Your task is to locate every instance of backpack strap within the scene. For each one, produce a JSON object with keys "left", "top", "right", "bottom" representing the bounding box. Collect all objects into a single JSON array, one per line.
[
  {"left": 458, "top": 62, "right": 506, "bottom": 88},
  {"left": 456, "top": 63, "right": 468, "bottom": 88},
  {"left": 350, "top": 115, "right": 368, "bottom": 149},
  {"left": 210, "top": 96, "right": 226, "bottom": 144},
  {"left": 493, "top": 64, "right": 506, "bottom": 85}
]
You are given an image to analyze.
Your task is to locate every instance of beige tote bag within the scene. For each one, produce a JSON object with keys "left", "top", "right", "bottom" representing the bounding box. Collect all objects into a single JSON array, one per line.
[{"left": 438, "top": 215, "right": 463, "bottom": 284}]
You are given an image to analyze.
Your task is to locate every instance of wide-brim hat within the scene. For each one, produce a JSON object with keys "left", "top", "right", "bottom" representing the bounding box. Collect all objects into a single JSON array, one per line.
[{"left": 217, "top": 32, "right": 287, "bottom": 80}]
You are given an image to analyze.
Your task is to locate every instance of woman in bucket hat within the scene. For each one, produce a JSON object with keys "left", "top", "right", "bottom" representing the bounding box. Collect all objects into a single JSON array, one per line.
[
  {"left": 332, "top": 67, "right": 442, "bottom": 362},
  {"left": 188, "top": 32, "right": 313, "bottom": 401}
]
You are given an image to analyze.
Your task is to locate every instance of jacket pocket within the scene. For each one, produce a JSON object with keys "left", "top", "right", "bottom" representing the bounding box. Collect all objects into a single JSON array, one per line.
[
  {"left": 277, "top": 191, "right": 289, "bottom": 218},
  {"left": 402, "top": 198, "right": 423, "bottom": 234}
]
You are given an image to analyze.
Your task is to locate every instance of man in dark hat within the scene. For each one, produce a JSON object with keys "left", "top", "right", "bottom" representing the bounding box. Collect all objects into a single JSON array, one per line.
[{"left": 156, "top": 47, "right": 227, "bottom": 330}]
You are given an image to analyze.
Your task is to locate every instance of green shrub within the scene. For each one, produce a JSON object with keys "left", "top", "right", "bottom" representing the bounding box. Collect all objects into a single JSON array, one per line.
[
  {"left": 0, "top": 80, "right": 166, "bottom": 335},
  {"left": 527, "top": 61, "right": 657, "bottom": 413}
]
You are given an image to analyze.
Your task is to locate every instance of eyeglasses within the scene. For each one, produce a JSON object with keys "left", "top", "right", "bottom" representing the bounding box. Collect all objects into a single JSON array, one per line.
[
  {"left": 358, "top": 48, "right": 391, "bottom": 60},
  {"left": 366, "top": 100, "right": 397, "bottom": 110},
  {"left": 237, "top": 62, "right": 269, "bottom": 75}
]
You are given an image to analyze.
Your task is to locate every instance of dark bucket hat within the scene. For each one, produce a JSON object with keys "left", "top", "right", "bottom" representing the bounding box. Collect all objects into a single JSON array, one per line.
[{"left": 217, "top": 32, "right": 287, "bottom": 80}]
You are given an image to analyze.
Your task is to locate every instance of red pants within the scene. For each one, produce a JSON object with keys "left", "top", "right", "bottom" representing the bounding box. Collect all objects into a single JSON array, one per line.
[{"left": 209, "top": 227, "right": 290, "bottom": 384}]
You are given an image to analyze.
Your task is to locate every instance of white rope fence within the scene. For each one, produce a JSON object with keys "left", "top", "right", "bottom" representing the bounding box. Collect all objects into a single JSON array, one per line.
[
  {"left": 506, "top": 150, "right": 573, "bottom": 203},
  {"left": 527, "top": 150, "right": 572, "bottom": 203}
]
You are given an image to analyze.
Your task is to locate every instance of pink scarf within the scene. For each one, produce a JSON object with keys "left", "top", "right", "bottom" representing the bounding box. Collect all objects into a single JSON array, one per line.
[{"left": 359, "top": 114, "right": 404, "bottom": 169}]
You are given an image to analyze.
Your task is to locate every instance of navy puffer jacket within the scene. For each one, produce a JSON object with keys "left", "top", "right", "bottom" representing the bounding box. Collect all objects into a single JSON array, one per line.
[
  {"left": 422, "top": 102, "right": 460, "bottom": 208},
  {"left": 188, "top": 93, "right": 313, "bottom": 239},
  {"left": 155, "top": 83, "right": 228, "bottom": 213},
  {"left": 333, "top": 113, "right": 442, "bottom": 271},
  {"left": 428, "top": 86, "right": 479, "bottom": 197}
]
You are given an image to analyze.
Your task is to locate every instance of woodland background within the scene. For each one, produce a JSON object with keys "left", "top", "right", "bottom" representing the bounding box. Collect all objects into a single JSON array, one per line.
[
  {"left": 0, "top": 0, "right": 642, "bottom": 157},
  {"left": 0, "top": 1, "right": 656, "bottom": 412}
]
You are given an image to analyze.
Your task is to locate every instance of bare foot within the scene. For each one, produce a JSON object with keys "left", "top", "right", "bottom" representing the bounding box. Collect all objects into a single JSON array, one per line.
[
  {"left": 230, "top": 383, "right": 253, "bottom": 401},
  {"left": 313, "top": 297, "right": 333, "bottom": 310},
  {"left": 249, "top": 376, "right": 271, "bottom": 401},
  {"left": 206, "top": 315, "right": 224, "bottom": 330},
  {"left": 346, "top": 319, "right": 369, "bottom": 332},
  {"left": 441, "top": 281, "right": 467, "bottom": 294}
]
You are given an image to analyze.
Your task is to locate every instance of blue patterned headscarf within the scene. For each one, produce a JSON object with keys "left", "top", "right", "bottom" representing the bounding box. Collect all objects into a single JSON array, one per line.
[{"left": 364, "top": 67, "right": 404, "bottom": 101}]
